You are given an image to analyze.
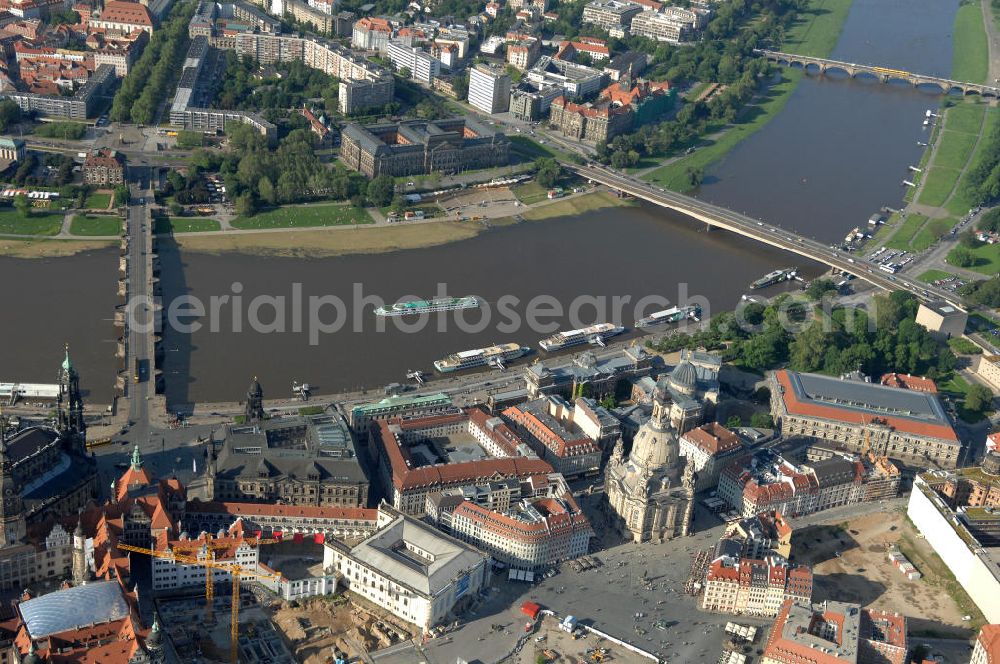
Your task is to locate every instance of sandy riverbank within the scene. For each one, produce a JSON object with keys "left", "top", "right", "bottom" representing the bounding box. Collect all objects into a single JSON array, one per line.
[
  {"left": 0, "top": 238, "right": 115, "bottom": 258},
  {"left": 171, "top": 190, "right": 629, "bottom": 258}
]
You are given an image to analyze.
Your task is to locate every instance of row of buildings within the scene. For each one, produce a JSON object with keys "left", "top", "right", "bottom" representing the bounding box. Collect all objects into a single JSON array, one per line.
[
  {"left": 716, "top": 448, "right": 901, "bottom": 518},
  {"left": 171, "top": 3, "right": 395, "bottom": 141},
  {"left": 581, "top": 0, "right": 710, "bottom": 42},
  {"left": 0, "top": 0, "right": 158, "bottom": 118}
]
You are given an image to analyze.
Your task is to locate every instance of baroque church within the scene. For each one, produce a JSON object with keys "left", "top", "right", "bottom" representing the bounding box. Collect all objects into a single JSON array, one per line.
[{"left": 605, "top": 365, "right": 696, "bottom": 543}]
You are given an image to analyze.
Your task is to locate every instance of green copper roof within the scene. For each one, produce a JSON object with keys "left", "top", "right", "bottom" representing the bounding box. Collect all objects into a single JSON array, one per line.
[{"left": 62, "top": 345, "right": 73, "bottom": 372}]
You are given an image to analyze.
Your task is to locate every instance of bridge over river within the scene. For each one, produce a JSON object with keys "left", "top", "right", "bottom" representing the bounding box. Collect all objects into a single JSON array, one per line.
[
  {"left": 570, "top": 164, "right": 961, "bottom": 304},
  {"left": 755, "top": 49, "right": 1000, "bottom": 96}
]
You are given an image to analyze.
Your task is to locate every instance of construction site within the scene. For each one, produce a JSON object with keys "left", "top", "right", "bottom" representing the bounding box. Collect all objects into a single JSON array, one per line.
[
  {"left": 791, "top": 509, "right": 984, "bottom": 637},
  {"left": 154, "top": 585, "right": 418, "bottom": 664}
]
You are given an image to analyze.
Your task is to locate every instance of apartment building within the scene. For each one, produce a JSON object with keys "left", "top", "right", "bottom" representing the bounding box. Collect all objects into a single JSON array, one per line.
[
  {"left": 468, "top": 62, "right": 511, "bottom": 113},
  {"left": 761, "top": 600, "right": 908, "bottom": 664},
  {"left": 679, "top": 422, "right": 742, "bottom": 491},
  {"left": 386, "top": 40, "right": 440, "bottom": 83},
  {"left": 502, "top": 397, "right": 603, "bottom": 478},
  {"left": 702, "top": 556, "right": 812, "bottom": 617},
  {"left": 582, "top": 0, "right": 642, "bottom": 31},
  {"left": 427, "top": 474, "right": 593, "bottom": 570},
  {"left": 352, "top": 16, "right": 391, "bottom": 51}
]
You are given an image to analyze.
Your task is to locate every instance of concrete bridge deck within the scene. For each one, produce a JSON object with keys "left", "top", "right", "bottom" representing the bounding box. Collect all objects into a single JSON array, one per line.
[
  {"left": 756, "top": 49, "right": 1000, "bottom": 96},
  {"left": 571, "top": 164, "right": 961, "bottom": 304}
]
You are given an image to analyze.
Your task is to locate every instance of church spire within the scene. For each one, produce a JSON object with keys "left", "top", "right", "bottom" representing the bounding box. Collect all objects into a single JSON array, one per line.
[
  {"left": 130, "top": 445, "right": 143, "bottom": 471},
  {"left": 57, "top": 344, "right": 85, "bottom": 441},
  {"left": 0, "top": 405, "right": 24, "bottom": 547}
]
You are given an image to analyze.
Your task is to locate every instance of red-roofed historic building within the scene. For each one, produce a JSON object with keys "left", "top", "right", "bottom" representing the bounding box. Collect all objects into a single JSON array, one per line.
[
  {"left": 769, "top": 369, "right": 960, "bottom": 468},
  {"left": 702, "top": 556, "right": 812, "bottom": 617}
]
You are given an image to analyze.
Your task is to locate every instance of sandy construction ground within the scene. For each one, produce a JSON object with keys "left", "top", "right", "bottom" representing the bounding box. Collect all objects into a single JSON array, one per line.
[{"left": 793, "top": 509, "right": 980, "bottom": 638}]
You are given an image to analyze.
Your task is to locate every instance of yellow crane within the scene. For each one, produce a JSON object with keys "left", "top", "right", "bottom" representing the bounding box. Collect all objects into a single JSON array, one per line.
[
  {"left": 168, "top": 534, "right": 280, "bottom": 622},
  {"left": 118, "top": 542, "right": 282, "bottom": 663}
]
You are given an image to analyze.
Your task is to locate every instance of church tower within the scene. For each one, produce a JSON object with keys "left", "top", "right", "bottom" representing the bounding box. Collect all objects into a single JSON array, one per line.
[
  {"left": 57, "top": 345, "right": 86, "bottom": 441},
  {"left": 204, "top": 433, "right": 218, "bottom": 500},
  {"left": 0, "top": 412, "right": 26, "bottom": 547},
  {"left": 245, "top": 377, "right": 264, "bottom": 424},
  {"left": 71, "top": 518, "right": 89, "bottom": 586}
]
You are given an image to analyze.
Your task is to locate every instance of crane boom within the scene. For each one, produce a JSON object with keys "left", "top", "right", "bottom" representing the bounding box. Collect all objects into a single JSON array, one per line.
[{"left": 117, "top": 542, "right": 282, "bottom": 663}]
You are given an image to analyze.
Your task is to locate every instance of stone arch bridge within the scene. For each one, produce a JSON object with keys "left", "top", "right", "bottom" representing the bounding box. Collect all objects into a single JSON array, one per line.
[{"left": 756, "top": 49, "right": 1000, "bottom": 97}]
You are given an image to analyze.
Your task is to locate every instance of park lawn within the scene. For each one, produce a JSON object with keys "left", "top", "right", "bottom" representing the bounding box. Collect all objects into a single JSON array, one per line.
[
  {"left": 949, "top": 337, "right": 983, "bottom": 355},
  {"left": 0, "top": 208, "right": 62, "bottom": 235},
  {"left": 952, "top": 0, "right": 989, "bottom": 83},
  {"left": 781, "top": 0, "right": 855, "bottom": 57},
  {"left": 69, "top": 215, "right": 120, "bottom": 236},
  {"left": 944, "top": 185, "right": 977, "bottom": 216},
  {"left": 917, "top": 167, "right": 961, "bottom": 207},
  {"left": 885, "top": 214, "right": 928, "bottom": 250},
  {"left": 917, "top": 269, "right": 956, "bottom": 283},
  {"left": 948, "top": 241, "right": 1000, "bottom": 275},
  {"left": 939, "top": 373, "right": 993, "bottom": 423},
  {"left": 153, "top": 217, "right": 221, "bottom": 233},
  {"left": 508, "top": 135, "right": 578, "bottom": 165},
  {"left": 945, "top": 102, "right": 986, "bottom": 135},
  {"left": 910, "top": 217, "right": 955, "bottom": 251},
  {"left": 83, "top": 192, "right": 113, "bottom": 209},
  {"left": 934, "top": 130, "right": 978, "bottom": 170},
  {"left": 644, "top": 72, "right": 802, "bottom": 191},
  {"left": 945, "top": 107, "right": 1000, "bottom": 216},
  {"left": 514, "top": 181, "right": 551, "bottom": 205},
  {"left": 230, "top": 203, "right": 372, "bottom": 230}
]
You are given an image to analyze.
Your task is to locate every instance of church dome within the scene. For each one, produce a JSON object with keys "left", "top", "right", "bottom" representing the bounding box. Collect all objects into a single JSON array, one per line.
[
  {"left": 670, "top": 361, "right": 697, "bottom": 392},
  {"left": 628, "top": 415, "right": 680, "bottom": 472}
]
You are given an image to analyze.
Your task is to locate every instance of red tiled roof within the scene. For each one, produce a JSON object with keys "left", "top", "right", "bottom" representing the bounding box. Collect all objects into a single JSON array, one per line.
[
  {"left": 377, "top": 413, "right": 554, "bottom": 491},
  {"left": 879, "top": 373, "right": 938, "bottom": 393},
  {"left": 682, "top": 422, "right": 740, "bottom": 456},
  {"left": 774, "top": 370, "right": 958, "bottom": 442},
  {"left": 355, "top": 16, "right": 391, "bottom": 32},
  {"left": 185, "top": 500, "right": 378, "bottom": 521},
  {"left": 451, "top": 491, "right": 592, "bottom": 543},
  {"left": 96, "top": 1, "right": 153, "bottom": 27},
  {"left": 979, "top": 624, "right": 1000, "bottom": 663}
]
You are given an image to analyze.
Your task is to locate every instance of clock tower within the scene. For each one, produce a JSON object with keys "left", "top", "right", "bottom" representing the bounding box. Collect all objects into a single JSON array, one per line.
[{"left": 0, "top": 410, "right": 25, "bottom": 547}]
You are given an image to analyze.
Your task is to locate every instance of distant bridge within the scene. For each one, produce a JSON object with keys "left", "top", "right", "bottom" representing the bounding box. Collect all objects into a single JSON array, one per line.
[
  {"left": 756, "top": 49, "right": 1000, "bottom": 96},
  {"left": 569, "top": 164, "right": 961, "bottom": 304}
]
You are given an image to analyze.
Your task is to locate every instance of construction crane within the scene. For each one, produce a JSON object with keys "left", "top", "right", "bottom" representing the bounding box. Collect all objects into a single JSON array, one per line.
[
  {"left": 118, "top": 542, "right": 282, "bottom": 663},
  {"left": 168, "top": 534, "right": 280, "bottom": 621}
]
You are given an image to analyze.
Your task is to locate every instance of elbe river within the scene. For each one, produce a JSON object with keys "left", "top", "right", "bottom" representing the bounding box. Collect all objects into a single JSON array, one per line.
[{"left": 0, "top": 0, "right": 959, "bottom": 405}]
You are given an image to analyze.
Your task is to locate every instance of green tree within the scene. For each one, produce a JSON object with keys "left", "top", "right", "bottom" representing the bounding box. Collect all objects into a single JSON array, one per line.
[
  {"left": 949, "top": 246, "right": 977, "bottom": 268},
  {"left": 168, "top": 201, "right": 183, "bottom": 216},
  {"left": 258, "top": 175, "right": 277, "bottom": 206},
  {"left": 959, "top": 230, "right": 982, "bottom": 248},
  {"left": 685, "top": 166, "right": 703, "bottom": 189},
  {"left": 535, "top": 158, "right": 561, "bottom": 188},
  {"left": 366, "top": 175, "right": 395, "bottom": 207},
  {"left": 13, "top": 194, "right": 30, "bottom": 218},
  {"left": 234, "top": 192, "right": 257, "bottom": 217},
  {"left": 0, "top": 100, "right": 21, "bottom": 132},
  {"left": 965, "top": 383, "right": 994, "bottom": 415},
  {"left": 725, "top": 414, "right": 742, "bottom": 429},
  {"left": 750, "top": 412, "right": 774, "bottom": 428},
  {"left": 805, "top": 278, "right": 837, "bottom": 300}
]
